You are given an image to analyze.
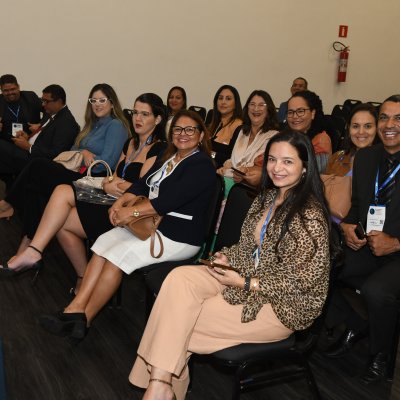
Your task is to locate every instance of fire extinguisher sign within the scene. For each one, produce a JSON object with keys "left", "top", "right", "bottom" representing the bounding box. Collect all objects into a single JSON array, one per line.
[{"left": 339, "top": 25, "right": 348, "bottom": 38}]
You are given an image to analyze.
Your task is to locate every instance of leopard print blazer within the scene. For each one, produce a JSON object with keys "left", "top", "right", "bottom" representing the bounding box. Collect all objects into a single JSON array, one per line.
[{"left": 221, "top": 189, "right": 330, "bottom": 331}]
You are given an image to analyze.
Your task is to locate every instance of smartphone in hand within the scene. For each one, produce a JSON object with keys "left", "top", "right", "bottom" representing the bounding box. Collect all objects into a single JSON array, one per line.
[
  {"left": 231, "top": 167, "right": 246, "bottom": 176},
  {"left": 199, "top": 258, "right": 239, "bottom": 272},
  {"left": 355, "top": 222, "right": 367, "bottom": 239}
]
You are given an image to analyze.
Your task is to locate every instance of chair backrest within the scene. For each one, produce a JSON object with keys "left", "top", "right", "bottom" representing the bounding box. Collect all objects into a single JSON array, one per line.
[
  {"left": 205, "top": 109, "right": 214, "bottom": 126},
  {"left": 331, "top": 104, "right": 345, "bottom": 119},
  {"left": 214, "top": 183, "right": 258, "bottom": 251},
  {"left": 203, "top": 175, "right": 225, "bottom": 244},
  {"left": 367, "top": 101, "right": 382, "bottom": 115},
  {"left": 188, "top": 106, "right": 207, "bottom": 121},
  {"left": 123, "top": 108, "right": 135, "bottom": 135},
  {"left": 342, "top": 99, "right": 362, "bottom": 120}
]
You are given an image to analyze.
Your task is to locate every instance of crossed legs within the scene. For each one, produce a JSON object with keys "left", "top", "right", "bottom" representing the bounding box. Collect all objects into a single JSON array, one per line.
[{"left": 4, "top": 185, "right": 88, "bottom": 287}]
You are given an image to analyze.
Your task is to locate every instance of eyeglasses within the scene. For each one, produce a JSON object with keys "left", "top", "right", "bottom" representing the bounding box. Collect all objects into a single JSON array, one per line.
[
  {"left": 41, "top": 98, "right": 56, "bottom": 104},
  {"left": 248, "top": 102, "right": 267, "bottom": 109},
  {"left": 88, "top": 97, "right": 109, "bottom": 105},
  {"left": 286, "top": 108, "right": 310, "bottom": 118},
  {"left": 127, "top": 109, "right": 153, "bottom": 118},
  {"left": 172, "top": 126, "right": 200, "bottom": 136}
]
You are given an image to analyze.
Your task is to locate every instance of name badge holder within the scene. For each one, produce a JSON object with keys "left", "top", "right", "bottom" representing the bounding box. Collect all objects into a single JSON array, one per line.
[{"left": 366, "top": 164, "right": 400, "bottom": 232}]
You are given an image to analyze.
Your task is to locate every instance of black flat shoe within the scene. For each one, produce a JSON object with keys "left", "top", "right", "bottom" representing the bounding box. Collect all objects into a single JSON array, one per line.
[
  {"left": 324, "top": 328, "right": 367, "bottom": 358},
  {"left": 359, "top": 352, "right": 388, "bottom": 384},
  {"left": 38, "top": 311, "right": 87, "bottom": 340}
]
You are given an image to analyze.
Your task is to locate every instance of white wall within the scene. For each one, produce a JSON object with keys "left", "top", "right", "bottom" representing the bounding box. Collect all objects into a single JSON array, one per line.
[{"left": 2, "top": 0, "right": 400, "bottom": 124}]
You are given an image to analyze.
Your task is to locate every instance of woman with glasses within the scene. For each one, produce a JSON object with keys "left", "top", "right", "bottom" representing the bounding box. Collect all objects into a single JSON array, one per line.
[
  {"left": 0, "top": 84, "right": 129, "bottom": 268},
  {"left": 0, "top": 94, "right": 166, "bottom": 294},
  {"left": 217, "top": 90, "right": 279, "bottom": 191},
  {"left": 38, "top": 109, "right": 216, "bottom": 343},
  {"left": 286, "top": 90, "right": 332, "bottom": 172},
  {"left": 209, "top": 85, "right": 243, "bottom": 168}
]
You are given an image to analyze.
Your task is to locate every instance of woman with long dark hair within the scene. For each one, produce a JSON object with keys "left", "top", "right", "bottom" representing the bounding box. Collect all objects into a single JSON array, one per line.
[
  {"left": 325, "top": 103, "right": 379, "bottom": 176},
  {"left": 128, "top": 130, "right": 331, "bottom": 400},
  {"left": 208, "top": 84, "right": 243, "bottom": 168}
]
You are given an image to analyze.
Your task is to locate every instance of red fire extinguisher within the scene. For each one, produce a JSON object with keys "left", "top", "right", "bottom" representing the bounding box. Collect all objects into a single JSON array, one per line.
[{"left": 333, "top": 41, "right": 349, "bottom": 83}]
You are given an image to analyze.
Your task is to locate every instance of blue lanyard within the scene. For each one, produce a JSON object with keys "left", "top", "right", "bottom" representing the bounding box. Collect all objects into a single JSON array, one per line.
[
  {"left": 256, "top": 198, "right": 276, "bottom": 260},
  {"left": 121, "top": 137, "right": 152, "bottom": 179},
  {"left": 374, "top": 163, "right": 400, "bottom": 203},
  {"left": 7, "top": 105, "right": 20, "bottom": 121}
]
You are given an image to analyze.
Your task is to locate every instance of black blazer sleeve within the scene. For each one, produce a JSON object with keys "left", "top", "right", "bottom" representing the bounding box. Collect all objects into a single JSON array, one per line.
[{"left": 31, "top": 106, "right": 80, "bottom": 159}]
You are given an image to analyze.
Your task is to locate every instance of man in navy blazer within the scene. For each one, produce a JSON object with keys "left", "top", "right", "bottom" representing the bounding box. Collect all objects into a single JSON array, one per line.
[
  {"left": 0, "top": 74, "right": 42, "bottom": 140},
  {"left": 0, "top": 84, "right": 79, "bottom": 183},
  {"left": 325, "top": 95, "right": 400, "bottom": 383}
]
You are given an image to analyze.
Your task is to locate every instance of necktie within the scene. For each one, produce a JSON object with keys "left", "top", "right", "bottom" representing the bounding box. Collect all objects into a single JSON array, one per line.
[{"left": 379, "top": 156, "right": 398, "bottom": 205}]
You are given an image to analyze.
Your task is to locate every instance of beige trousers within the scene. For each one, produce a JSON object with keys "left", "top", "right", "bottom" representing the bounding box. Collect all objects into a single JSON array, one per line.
[{"left": 129, "top": 265, "right": 292, "bottom": 399}]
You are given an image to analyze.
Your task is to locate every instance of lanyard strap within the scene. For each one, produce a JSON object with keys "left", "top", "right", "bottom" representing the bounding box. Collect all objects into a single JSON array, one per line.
[
  {"left": 7, "top": 105, "right": 20, "bottom": 120},
  {"left": 121, "top": 138, "right": 151, "bottom": 178},
  {"left": 257, "top": 198, "right": 276, "bottom": 259},
  {"left": 374, "top": 164, "right": 400, "bottom": 203}
]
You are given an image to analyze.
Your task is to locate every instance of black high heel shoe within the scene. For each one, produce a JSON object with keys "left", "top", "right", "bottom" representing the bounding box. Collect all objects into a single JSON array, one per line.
[
  {"left": 0, "top": 245, "right": 44, "bottom": 285},
  {"left": 38, "top": 311, "right": 87, "bottom": 341}
]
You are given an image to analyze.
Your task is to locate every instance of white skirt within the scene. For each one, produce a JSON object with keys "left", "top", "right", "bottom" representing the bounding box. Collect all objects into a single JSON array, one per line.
[{"left": 91, "top": 226, "right": 200, "bottom": 274}]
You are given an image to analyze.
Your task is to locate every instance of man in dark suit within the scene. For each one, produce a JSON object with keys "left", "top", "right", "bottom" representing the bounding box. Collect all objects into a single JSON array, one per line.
[
  {"left": 0, "top": 74, "right": 42, "bottom": 140},
  {"left": 325, "top": 95, "right": 400, "bottom": 383},
  {"left": 0, "top": 84, "right": 79, "bottom": 181}
]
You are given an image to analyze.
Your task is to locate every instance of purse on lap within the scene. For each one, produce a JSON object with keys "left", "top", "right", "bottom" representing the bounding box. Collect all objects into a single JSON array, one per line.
[
  {"left": 73, "top": 160, "right": 115, "bottom": 205},
  {"left": 123, "top": 196, "right": 164, "bottom": 258},
  {"left": 53, "top": 151, "right": 84, "bottom": 172},
  {"left": 320, "top": 174, "right": 352, "bottom": 220},
  {"left": 75, "top": 160, "right": 113, "bottom": 190}
]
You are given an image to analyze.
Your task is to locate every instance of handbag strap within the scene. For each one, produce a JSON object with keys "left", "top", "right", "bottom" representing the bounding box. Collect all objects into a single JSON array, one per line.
[
  {"left": 150, "top": 230, "right": 164, "bottom": 258},
  {"left": 87, "top": 160, "right": 113, "bottom": 178}
]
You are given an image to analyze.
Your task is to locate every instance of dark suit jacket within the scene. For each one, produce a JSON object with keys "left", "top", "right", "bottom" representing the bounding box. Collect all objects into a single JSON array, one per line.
[
  {"left": 0, "top": 91, "right": 42, "bottom": 136},
  {"left": 31, "top": 106, "right": 80, "bottom": 159},
  {"left": 344, "top": 143, "right": 400, "bottom": 238}
]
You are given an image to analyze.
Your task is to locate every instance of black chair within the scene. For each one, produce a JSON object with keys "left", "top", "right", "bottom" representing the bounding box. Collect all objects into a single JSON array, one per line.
[
  {"left": 214, "top": 183, "right": 258, "bottom": 251},
  {"left": 324, "top": 115, "right": 342, "bottom": 153},
  {"left": 330, "top": 105, "right": 347, "bottom": 150},
  {"left": 188, "top": 106, "right": 207, "bottom": 121},
  {"left": 123, "top": 108, "right": 135, "bottom": 135},
  {"left": 367, "top": 101, "right": 382, "bottom": 115},
  {"left": 342, "top": 99, "right": 362, "bottom": 120},
  {"left": 139, "top": 175, "right": 225, "bottom": 315},
  {"left": 205, "top": 109, "right": 214, "bottom": 126}
]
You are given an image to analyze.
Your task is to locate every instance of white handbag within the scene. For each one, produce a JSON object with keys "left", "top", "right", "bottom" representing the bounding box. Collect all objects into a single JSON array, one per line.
[{"left": 74, "top": 160, "right": 113, "bottom": 190}]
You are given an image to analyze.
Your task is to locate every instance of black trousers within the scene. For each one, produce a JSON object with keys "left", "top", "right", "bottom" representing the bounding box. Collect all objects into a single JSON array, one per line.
[
  {"left": 326, "top": 244, "right": 400, "bottom": 354},
  {"left": 0, "top": 139, "right": 31, "bottom": 175},
  {"left": 6, "top": 158, "right": 82, "bottom": 239}
]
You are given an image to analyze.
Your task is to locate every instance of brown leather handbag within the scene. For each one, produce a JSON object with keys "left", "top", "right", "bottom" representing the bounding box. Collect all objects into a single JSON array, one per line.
[
  {"left": 320, "top": 174, "right": 352, "bottom": 220},
  {"left": 123, "top": 196, "right": 164, "bottom": 258}
]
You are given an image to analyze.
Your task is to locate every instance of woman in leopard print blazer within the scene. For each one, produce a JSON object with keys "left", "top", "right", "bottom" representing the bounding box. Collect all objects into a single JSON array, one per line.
[{"left": 129, "top": 129, "right": 331, "bottom": 400}]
